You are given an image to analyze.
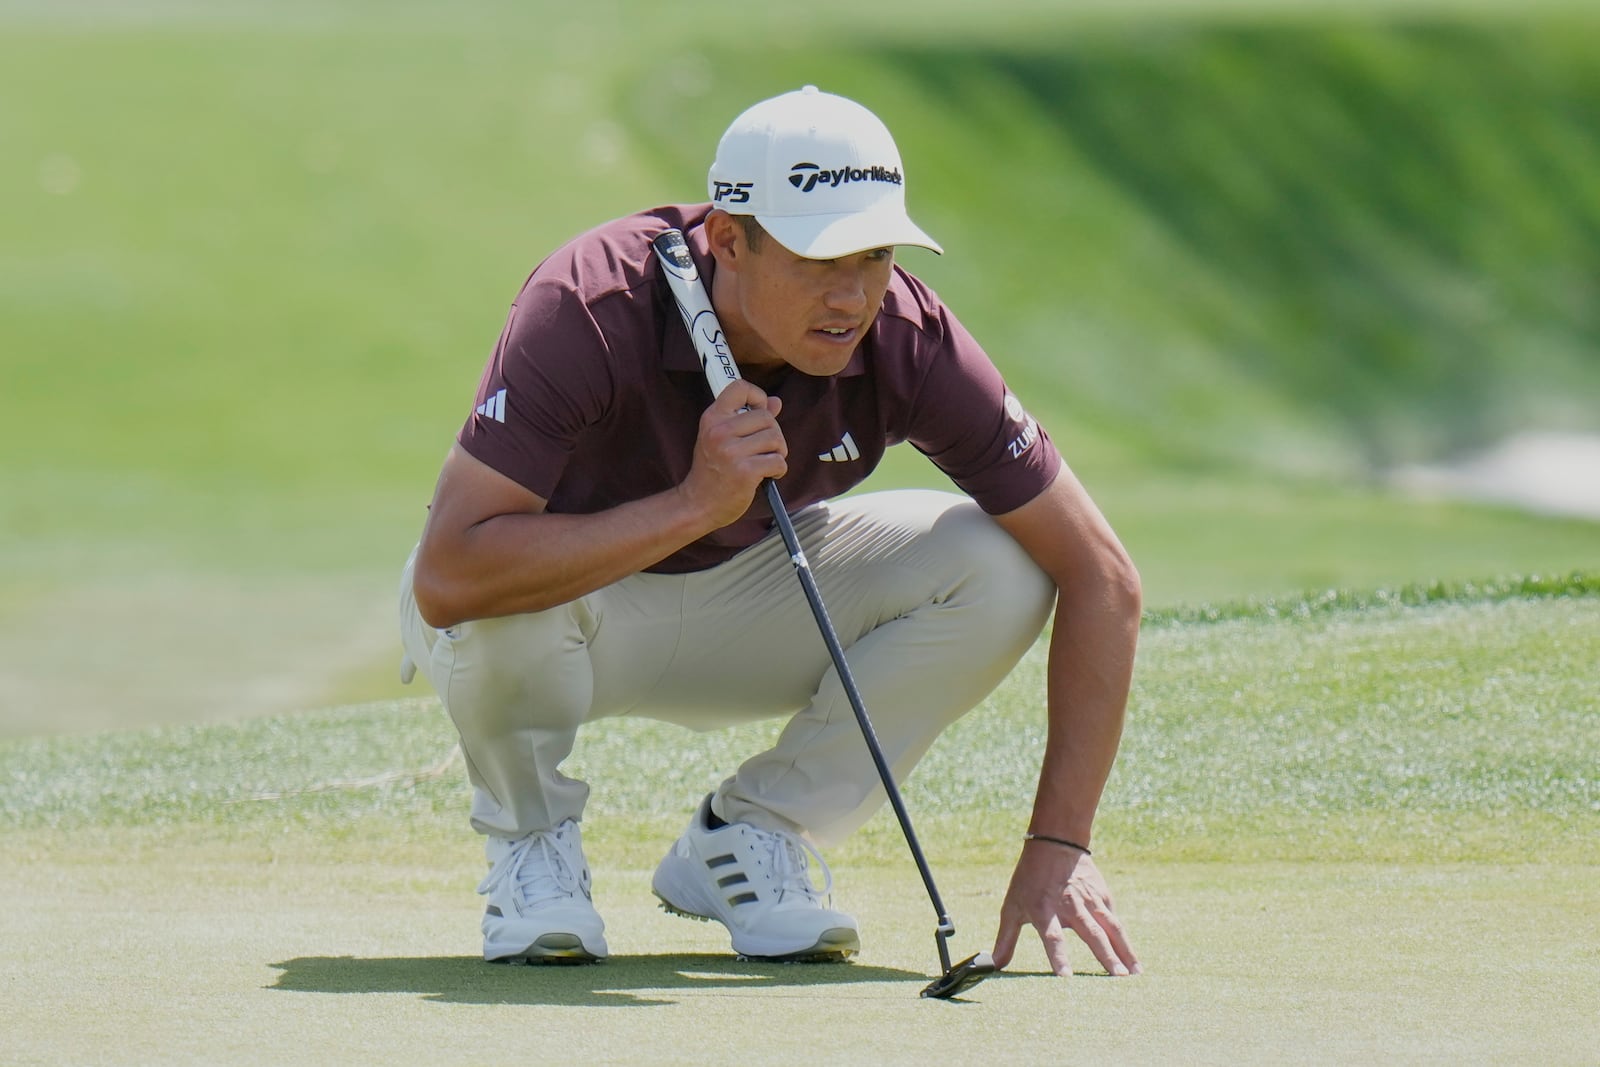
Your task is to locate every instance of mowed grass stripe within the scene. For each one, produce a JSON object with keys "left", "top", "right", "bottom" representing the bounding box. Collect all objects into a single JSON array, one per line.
[
  {"left": 1141, "top": 569, "right": 1600, "bottom": 625},
  {"left": 6, "top": 587, "right": 1594, "bottom": 865}
]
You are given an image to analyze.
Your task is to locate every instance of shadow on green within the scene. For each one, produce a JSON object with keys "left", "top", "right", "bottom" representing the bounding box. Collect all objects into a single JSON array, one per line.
[{"left": 268, "top": 954, "right": 932, "bottom": 1006}]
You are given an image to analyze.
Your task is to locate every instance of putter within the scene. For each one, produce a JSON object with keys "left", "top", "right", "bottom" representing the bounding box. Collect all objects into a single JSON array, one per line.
[{"left": 652, "top": 228, "right": 997, "bottom": 1000}]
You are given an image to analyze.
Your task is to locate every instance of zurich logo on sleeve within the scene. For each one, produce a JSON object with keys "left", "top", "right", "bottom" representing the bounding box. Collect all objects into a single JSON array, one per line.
[{"left": 1003, "top": 393, "right": 1038, "bottom": 459}]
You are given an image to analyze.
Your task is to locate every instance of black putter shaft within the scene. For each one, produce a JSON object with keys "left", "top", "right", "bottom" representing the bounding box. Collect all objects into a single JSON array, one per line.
[
  {"left": 759, "top": 478, "right": 996, "bottom": 1000},
  {"left": 757, "top": 479, "right": 956, "bottom": 961},
  {"left": 651, "top": 228, "right": 993, "bottom": 999}
]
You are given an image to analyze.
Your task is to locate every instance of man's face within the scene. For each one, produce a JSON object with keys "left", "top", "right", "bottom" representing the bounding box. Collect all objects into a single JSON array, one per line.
[{"left": 710, "top": 217, "right": 896, "bottom": 378}]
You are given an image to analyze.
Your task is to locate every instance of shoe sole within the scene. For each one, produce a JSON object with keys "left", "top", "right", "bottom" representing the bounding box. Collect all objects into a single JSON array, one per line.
[
  {"left": 654, "top": 894, "right": 860, "bottom": 962},
  {"left": 487, "top": 932, "right": 604, "bottom": 965}
]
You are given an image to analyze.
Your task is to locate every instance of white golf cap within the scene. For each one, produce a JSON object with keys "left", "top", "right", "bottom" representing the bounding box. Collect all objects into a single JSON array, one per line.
[{"left": 707, "top": 85, "right": 943, "bottom": 259}]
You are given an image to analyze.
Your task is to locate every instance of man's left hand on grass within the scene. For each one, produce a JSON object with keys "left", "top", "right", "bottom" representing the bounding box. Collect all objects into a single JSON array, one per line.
[{"left": 991, "top": 841, "right": 1142, "bottom": 978}]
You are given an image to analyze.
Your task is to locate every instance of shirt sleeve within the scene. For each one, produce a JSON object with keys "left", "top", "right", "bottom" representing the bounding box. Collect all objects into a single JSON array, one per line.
[
  {"left": 905, "top": 303, "right": 1062, "bottom": 515},
  {"left": 457, "top": 278, "right": 614, "bottom": 500}
]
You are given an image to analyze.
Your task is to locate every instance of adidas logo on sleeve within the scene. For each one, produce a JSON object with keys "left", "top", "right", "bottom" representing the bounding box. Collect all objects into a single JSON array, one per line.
[{"left": 475, "top": 388, "right": 507, "bottom": 423}]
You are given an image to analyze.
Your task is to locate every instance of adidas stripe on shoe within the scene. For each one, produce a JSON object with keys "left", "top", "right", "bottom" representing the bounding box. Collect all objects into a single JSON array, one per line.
[{"left": 651, "top": 795, "right": 859, "bottom": 962}]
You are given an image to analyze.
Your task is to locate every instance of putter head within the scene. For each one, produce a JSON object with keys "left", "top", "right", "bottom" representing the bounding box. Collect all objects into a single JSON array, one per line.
[{"left": 919, "top": 951, "right": 997, "bottom": 999}]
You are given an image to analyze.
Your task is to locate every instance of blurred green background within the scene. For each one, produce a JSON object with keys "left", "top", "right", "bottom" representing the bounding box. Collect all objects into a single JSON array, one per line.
[{"left": 3, "top": 0, "right": 1597, "bottom": 736}]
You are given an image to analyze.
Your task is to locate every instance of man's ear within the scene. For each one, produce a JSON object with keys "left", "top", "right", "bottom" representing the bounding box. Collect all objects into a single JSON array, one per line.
[{"left": 704, "top": 209, "right": 744, "bottom": 270}]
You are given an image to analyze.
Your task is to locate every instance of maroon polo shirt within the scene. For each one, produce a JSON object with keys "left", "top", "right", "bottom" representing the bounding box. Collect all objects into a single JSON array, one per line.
[{"left": 457, "top": 203, "right": 1062, "bottom": 574}]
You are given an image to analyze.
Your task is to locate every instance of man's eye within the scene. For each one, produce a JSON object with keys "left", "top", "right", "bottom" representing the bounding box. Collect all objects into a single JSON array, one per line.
[{"left": 867, "top": 247, "right": 893, "bottom": 262}]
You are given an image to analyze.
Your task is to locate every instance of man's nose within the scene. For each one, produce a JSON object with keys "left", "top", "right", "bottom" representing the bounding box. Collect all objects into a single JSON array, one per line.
[{"left": 824, "top": 264, "right": 868, "bottom": 312}]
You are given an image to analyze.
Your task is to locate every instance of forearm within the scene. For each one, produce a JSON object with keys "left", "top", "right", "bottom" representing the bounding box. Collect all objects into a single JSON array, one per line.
[
  {"left": 1028, "top": 578, "right": 1141, "bottom": 846},
  {"left": 414, "top": 486, "right": 715, "bottom": 627}
]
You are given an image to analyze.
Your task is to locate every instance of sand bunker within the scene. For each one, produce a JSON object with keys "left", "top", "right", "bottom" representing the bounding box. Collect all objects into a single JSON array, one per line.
[{"left": 1390, "top": 432, "right": 1600, "bottom": 522}]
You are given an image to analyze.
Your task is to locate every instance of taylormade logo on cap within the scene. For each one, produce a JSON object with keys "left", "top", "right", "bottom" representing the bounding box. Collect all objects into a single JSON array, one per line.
[
  {"left": 786, "top": 162, "right": 904, "bottom": 193},
  {"left": 707, "top": 85, "right": 943, "bottom": 259}
]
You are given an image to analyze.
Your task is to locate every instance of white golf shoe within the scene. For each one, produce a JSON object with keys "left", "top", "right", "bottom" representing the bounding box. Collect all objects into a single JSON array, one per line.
[
  {"left": 651, "top": 795, "right": 859, "bottom": 961},
  {"left": 478, "top": 819, "right": 608, "bottom": 963}
]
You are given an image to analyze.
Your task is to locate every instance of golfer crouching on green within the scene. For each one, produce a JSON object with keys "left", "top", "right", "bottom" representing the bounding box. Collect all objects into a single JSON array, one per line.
[{"left": 399, "top": 85, "right": 1143, "bottom": 980}]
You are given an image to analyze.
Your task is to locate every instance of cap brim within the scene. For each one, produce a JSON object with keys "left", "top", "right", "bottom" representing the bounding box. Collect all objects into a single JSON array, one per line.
[{"left": 756, "top": 199, "right": 943, "bottom": 259}]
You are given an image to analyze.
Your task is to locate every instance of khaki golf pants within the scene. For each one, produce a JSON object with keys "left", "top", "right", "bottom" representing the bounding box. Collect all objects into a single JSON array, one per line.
[{"left": 398, "top": 489, "right": 1055, "bottom": 847}]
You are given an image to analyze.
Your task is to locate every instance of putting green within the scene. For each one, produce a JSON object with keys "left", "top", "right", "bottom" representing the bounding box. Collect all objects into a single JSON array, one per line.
[{"left": 4, "top": 842, "right": 1596, "bottom": 1065}]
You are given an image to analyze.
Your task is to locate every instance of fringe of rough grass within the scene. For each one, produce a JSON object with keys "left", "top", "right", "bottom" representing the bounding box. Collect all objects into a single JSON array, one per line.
[{"left": 1142, "top": 571, "right": 1599, "bottom": 628}]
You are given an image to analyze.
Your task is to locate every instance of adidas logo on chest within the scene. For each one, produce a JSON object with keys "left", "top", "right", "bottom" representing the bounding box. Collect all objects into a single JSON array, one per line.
[{"left": 817, "top": 432, "right": 860, "bottom": 463}]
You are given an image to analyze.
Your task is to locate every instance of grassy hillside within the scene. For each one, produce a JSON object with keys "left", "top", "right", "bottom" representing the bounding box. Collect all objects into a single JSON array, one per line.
[
  {"left": 631, "top": 20, "right": 1600, "bottom": 474},
  {"left": 2, "top": 2, "right": 1597, "bottom": 732}
]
